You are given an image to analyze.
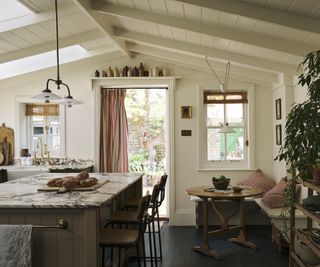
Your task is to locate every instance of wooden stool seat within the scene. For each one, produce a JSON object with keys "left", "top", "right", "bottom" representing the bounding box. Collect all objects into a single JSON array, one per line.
[
  {"left": 109, "top": 211, "right": 139, "bottom": 223},
  {"left": 124, "top": 198, "right": 140, "bottom": 209},
  {"left": 100, "top": 228, "right": 139, "bottom": 246}
]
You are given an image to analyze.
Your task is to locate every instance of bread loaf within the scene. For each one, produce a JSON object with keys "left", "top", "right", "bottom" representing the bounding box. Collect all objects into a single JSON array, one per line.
[
  {"left": 79, "top": 177, "right": 98, "bottom": 187},
  {"left": 47, "top": 178, "right": 63, "bottom": 187},
  {"left": 62, "top": 176, "right": 78, "bottom": 189}
]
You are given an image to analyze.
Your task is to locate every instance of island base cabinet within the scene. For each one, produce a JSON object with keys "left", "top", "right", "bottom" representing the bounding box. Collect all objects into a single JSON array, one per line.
[{"left": 0, "top": 208, "right": 100, "bottom": 267}]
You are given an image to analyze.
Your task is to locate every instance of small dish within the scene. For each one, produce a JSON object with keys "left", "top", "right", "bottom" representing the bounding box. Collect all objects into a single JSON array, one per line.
[{"left": 232, "top": 186, "right": 243, "bottom": 193}]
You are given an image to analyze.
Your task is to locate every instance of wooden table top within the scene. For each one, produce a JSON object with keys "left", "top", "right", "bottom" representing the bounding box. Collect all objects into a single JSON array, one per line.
[{"left": 186, "top": 185, "right": 263, "bottom": 200}]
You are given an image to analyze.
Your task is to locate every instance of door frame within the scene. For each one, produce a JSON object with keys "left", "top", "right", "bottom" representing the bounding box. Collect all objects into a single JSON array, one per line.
[{"left": 92, "top": 77, "right": 176, "bottom": 221}]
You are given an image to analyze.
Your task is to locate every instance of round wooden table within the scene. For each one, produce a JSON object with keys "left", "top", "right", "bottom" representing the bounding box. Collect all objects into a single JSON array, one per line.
[{"left": 186, "top": 186, "right": 263, "bottom": 259}]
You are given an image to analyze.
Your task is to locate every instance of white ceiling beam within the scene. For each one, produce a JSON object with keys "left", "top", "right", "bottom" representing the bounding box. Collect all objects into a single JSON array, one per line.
[
  {"left": 0, "top": 29, "right": 104, "bottom": 63},
  {"left": 93, "top": 1, "right": 315, "bottom": 57},
  {"left": 0, "top": 4, "right": 78, "bottom": 34},
  {"left": 115, "top": 29, "right": 298, "bottom": 75},
  {"left": 175, "top": 0, "right": 320, "bottom": 34},
  {"left": 127, "top": 43, "right": 277, "bottom": 85},
  {"left": 72, "top": 0, "right": 131, "bottom": 57}
]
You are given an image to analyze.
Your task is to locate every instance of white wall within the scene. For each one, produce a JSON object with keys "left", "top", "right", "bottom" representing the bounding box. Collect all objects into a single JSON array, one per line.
[{"left": 0, "top": 54, "right": 274, "bottom": 225}]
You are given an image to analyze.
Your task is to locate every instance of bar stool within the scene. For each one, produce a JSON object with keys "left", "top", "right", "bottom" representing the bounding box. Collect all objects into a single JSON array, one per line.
[
  {"left": 100, "top": 194, "right": 150, "bottom": 267},
  {"left": 106, "top": 184, "right": 162, "bottom": 267},
  {"left": 154, "top": 174, "right": 168, "bottom": 260},
  {"left": 123, "top": 174, "right": 168, "bottom": 263}
]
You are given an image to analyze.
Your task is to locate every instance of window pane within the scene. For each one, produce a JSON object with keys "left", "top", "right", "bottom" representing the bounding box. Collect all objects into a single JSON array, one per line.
[
  {"left": 226, "top": 128, "right": 244, "bottom": 160},
  {"left": 207, "top": 129, "right": 225, "bottom": 161},
  {"left": 226, "top": 104, "right": 243, "bottom": 126},
  {"left": 32, "top": 136, "right": 44, "bottom": 151},
  {"left": 207, "top": 104, "right": 224, "bottom": 127},
  {"left": 33, "top": 127, "right": 43, "bottom": 135},
  {"left": 48, "top": 136, "right": 60, "bottom": 153}
]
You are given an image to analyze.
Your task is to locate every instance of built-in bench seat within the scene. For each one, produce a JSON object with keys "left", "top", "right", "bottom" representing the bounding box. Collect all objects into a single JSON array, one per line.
[{"left": 254, "top": 198, "right": 307, "bottom": 252}]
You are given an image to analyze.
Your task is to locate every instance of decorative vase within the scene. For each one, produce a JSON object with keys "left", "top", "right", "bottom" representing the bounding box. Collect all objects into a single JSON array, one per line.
[
  {"left": 152, "top": 67, "right": 159, "bottom": 77},
  {"left": 138, "top": 62, "right": 144, "bottom": 76},
  {"left": 114, "top": 67, "right": 120, "bottom": 77},
  {"left": 133, "top": 66, "right": 139, "bottom": 77},
  {"left": 107, "top": 67, "right": 114, "bottom": 77}
]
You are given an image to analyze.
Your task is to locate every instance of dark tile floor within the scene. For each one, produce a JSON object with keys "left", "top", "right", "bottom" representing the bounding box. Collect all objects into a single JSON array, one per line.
[{"left": 129, "top": 224, "right": 288, "bottom": 267}]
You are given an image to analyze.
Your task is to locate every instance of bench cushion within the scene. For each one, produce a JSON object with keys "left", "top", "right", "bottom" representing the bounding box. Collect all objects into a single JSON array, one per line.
[{"left": 255, "top": 198, "right": 305, "bottom": 219}]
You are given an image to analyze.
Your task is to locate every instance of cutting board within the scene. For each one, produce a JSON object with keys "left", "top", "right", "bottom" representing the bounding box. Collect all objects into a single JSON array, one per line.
[
  {"left": 0, "top": 123, "right": 14, "bottom": 165},
  {"left": 37, "top": 179, "right": 109, "bottom": 192}
]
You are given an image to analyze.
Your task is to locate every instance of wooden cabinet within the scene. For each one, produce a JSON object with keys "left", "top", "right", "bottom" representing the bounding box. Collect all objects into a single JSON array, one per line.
[{"left": 290, "top": 178, "right": 320, "bottom": 267}]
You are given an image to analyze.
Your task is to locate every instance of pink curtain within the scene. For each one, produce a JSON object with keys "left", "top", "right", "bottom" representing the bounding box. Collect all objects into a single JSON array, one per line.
[{"left": 100, "top": 89, "right": 129, "bottom": 172}]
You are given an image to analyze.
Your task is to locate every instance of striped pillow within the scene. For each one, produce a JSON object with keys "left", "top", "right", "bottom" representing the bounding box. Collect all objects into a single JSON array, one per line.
[
  {"left": 261, "top": 178, "right": 286, "bottom": 208},
  {"left": 262, "top": 178, "right": 301, "bottom": 208},
  {"left": 237, "top": 169, "right": 276, "bottom": 195}
]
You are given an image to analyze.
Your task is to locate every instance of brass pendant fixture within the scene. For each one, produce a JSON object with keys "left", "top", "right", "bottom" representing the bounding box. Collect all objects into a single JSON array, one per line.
[{"left": 32, "top": 0, "right": 80, "bottom": 107}]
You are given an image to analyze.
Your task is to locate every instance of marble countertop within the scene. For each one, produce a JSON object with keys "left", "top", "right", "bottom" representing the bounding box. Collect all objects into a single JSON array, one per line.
[{"left": 0, "top": 173, "right": 142, "bottom": 209}]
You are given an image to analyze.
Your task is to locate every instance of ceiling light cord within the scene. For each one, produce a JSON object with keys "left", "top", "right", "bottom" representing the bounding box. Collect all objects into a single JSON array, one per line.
[
  {"left": 205, "top": 56, "right": 223, "bottom": 86},
  {"left": 224, "top": 61, "right": 230, "bottom": 93},
  {"left": 32, "top": 0, "right": 79, "bottom": 106},
  {"left": 54, "top": 0, "right": 61, "bottom": 86}
]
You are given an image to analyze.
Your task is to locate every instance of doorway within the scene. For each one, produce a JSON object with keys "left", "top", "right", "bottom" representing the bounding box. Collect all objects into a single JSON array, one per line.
[{"left": 125, "top": 88, "right": 168, "bottom": 217}]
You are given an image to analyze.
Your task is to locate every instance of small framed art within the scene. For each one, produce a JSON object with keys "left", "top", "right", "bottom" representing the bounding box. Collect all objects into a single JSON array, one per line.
[
  {"left": 275, "top": 98, "right": 281, "bottom": 120},
  {"left": 181, "top": 106, "right": 192, "bottom": 118},
  {"left": 276, "top": 124, "right": 282, "bottom": 145}
]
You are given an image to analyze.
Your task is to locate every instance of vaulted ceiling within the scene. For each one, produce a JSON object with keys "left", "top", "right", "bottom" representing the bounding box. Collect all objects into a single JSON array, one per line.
[{"left": 1, "top": 0, "right": 320, "bottom": 85}]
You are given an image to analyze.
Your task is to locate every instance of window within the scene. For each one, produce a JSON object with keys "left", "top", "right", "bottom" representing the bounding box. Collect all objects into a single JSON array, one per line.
[
  {"left": 26, "top": 104, "right": 63, "bottom": 158},
  {"left": 199, "top": 89, "right": 254, "bottom": 170}
]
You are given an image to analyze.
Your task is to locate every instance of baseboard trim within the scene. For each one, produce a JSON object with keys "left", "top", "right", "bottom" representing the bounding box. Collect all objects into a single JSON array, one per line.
[{"left": 171, "top": 209, "right": 195, "bottom": 226}]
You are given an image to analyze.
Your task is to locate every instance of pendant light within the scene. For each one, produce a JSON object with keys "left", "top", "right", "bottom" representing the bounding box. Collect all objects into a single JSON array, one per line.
[
  {"left": 205, "top": 58, "right": 235, "bottom": 133},
  {"left": 32, "top": 0, "right": 80, "bottom": 107}
]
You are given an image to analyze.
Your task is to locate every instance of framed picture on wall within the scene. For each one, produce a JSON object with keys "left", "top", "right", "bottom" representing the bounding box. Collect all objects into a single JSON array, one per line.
[
  {"left": 181, "top": 106, "right": 192, "bottom": 118},
  {"left": 275, "top": 98, "right": 281, "bottom": 120},
  {"left": 276, "top": 124, "right": 282, "bottom": 145}
]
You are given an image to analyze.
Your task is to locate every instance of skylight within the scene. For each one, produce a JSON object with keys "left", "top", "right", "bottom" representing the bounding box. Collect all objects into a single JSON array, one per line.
[
  {"left": 0, "top": 45, "right": 88, "bottom": 79},
  {"left": 0, "top": 1, "right": 33, "bottom": 22}
]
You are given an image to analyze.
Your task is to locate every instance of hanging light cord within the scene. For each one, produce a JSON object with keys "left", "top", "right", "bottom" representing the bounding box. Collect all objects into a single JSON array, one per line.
[
  {"left": 54, "top": 0, "right": 60, "bottom": 86},
  {"left": 205, "top": 57, "right": 223, "bottom": 86},
  {"left": 224, "top": 61, "right": 230, "bottom": 93},
  {"left": 44, "top": 0, "right": 71, "bottom": 97}
]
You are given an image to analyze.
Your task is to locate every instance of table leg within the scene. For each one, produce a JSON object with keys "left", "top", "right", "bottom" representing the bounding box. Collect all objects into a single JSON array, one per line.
[
  {"left": 192, "top": 198, "right": 220, "bottom": 259},
  {"left": 228, "top": 198, "right": 257, "bottom": 249}
]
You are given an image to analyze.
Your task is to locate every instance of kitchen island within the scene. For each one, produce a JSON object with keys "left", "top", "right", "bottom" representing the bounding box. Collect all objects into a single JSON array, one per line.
[{"left": 0, "top": 172, "right": 142, "bottom": 267}]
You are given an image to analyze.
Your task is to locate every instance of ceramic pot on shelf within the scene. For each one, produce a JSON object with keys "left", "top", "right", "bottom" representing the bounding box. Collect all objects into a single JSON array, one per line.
[
  {"left": 152, "top": 67, "right": 159, "bottom": 77},
  {"left": 107, "top": 67, "right": 114, "bottom": 77}
]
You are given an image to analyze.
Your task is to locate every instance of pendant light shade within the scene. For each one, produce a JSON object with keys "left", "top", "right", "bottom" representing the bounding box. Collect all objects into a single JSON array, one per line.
[
  {"left": 31, "top": 88, "right": 62, "bottom": 103},
  {"left": 59, "top": 96, "right": 81, "bottom": 107},
  {"left": 31, "top": 0, "right": 79, "bottom": 107},
  {"left": 218, "top": 123, "right": 235, "bottom": 133}
]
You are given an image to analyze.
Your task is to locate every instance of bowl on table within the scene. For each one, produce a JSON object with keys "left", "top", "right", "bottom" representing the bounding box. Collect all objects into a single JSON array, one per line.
[
  {"left": 212, "top": 177, "right": 230, "bottom": 190},
  {"left": 232, "top": 186, "right": 243, "bottom": 193}
]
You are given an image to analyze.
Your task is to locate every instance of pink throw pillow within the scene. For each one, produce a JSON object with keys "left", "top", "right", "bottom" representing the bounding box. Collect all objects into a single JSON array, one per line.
[
  {"left": 262, "top": 178, "right": 301, "bottom": 209},
  {"left": 237, "top": 169, "right": 276, "bottom": 195}
]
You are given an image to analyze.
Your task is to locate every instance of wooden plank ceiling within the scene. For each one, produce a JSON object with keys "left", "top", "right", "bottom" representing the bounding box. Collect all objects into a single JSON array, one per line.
[{"left": 1, "top": 0, "right": 320, "bottom": 84}]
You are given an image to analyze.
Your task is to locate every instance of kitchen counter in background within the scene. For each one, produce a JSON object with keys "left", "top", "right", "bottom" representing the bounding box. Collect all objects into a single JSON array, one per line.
[{"left": 0, "top": 162, "right": 94, "bottom": 181}]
